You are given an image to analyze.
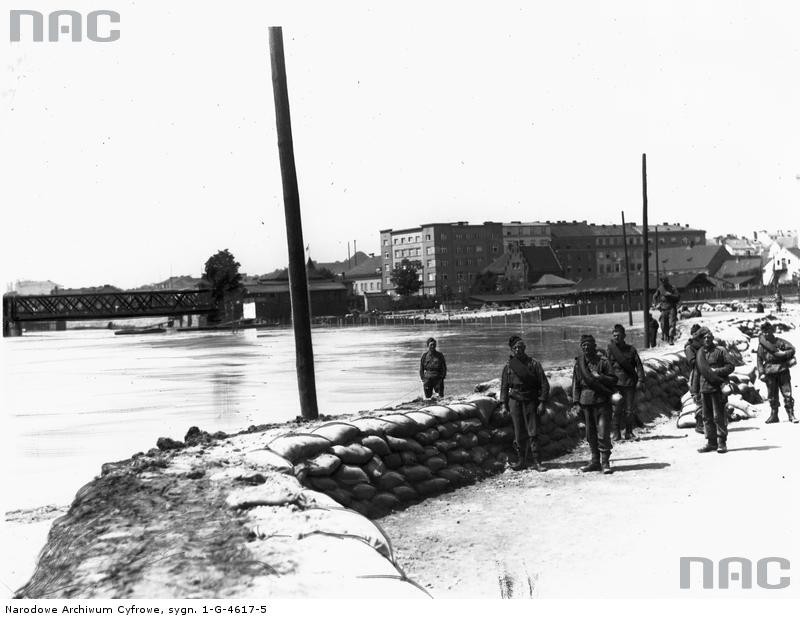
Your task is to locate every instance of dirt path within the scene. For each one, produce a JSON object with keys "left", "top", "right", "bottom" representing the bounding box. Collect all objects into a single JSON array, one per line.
[{"left": 380, "top": 320, "right": 800, "bottom": 598}]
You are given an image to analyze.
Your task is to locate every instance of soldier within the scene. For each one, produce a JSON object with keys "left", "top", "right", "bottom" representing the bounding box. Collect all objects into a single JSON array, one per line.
[
  {"left": 775, "top": 290, "right": 784, "bottom": 313},
  {"left": 684, "top": 324, "right": 710, "bottom": 434},
  {"left": 500, "top": 335, "right": 550, "bottom": 472},
  {"left": 607, "top": 324, "right": 645, "bottom": 440},
  {"left": 757, "top": 321, "right": 797, "bottom": 423},
  {"left": 755, "top": 298, "right": 765, "bottom": 313},
  {"left": 695, "top": 330, "right": 735, "bottom": 454},
  {"left": 419, "top": 337, "right": 447, "bottom": 399},
  {"left": 648, "top": 313, "right": 660, "bottom": 347},
  {"left": 572, "top": 334, "right": 618, "bottom": 473},
  {"left": 652, "top": 276, "right": 680, "bottom": 345}
]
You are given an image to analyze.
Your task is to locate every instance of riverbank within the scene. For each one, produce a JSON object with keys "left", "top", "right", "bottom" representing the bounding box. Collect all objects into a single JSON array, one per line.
[{"left": 7, "top": 306, "right": 798, "bottom": 597}]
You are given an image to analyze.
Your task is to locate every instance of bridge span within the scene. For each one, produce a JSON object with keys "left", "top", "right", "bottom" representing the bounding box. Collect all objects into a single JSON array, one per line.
[{"left": 3, "top": 290, "right": 215, "bottom": 336}]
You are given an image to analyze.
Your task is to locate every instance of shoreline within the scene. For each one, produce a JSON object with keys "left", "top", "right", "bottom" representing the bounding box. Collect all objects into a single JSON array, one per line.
[{"left": 6, "top": 306, "right": 798, "bottom": 597}]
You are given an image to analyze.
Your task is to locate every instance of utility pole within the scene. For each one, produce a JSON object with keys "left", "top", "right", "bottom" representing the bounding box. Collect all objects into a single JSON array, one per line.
[
  {"left": 621, "top": 211, "right": 633, "bottom": 327},
  {"left": 654, "top": 225, "right": 660, "bottom": 282},
  {"left": 268, "top": 26, "right": 318, "bottom": 420},
  {"left": 642, "top": 154, "right": 651, "bottom": 348}
]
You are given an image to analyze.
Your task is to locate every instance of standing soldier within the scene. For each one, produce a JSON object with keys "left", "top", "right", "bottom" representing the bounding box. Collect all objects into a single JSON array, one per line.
[
  {"left": 607, "top": 324, "right": 645, "bottom": 440},
  {"left": 572, "top": 334, "right": 618, "bottom": 473},
  {"left": 500, "top": 335, "right": 550, "bottom": 472},
  {"left": 419, "top": 337, "right": 447, "bottom": 399},
  {"left": 684, "top": 324, "right": 710, "bottom": 434},
  {"left": 648, "top": 313, "right": 660, "bottom": 347},
  {"left": 757, "top": 321, "right": 797, "bottom": 423},
  {"left": 775, "top": 290, "right": 784, "bottom": 313},
  {"left": 652, "top": 276, "right": 680, "bottom": 345},
  {"left": 695, "top": 330, "right": 735, "bottom": 454}
]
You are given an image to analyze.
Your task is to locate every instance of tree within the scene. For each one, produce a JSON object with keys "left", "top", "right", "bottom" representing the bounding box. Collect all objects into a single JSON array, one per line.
[
  {"left": 390, "top": 259, "right": 423, "bottom": 296},
  {"left": 471, "top": 272, "right": 498, "bottom": 294},
  {"left": 202, "top": 249, "right": 245, "bottom": 322}
]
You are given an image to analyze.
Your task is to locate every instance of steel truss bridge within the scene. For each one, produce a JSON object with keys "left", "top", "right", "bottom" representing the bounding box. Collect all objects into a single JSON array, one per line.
[{"left": 3, "top": 290, "right": 215, "bottom": 333}]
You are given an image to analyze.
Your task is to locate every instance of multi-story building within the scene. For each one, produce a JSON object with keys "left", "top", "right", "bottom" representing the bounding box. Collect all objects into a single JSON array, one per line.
[
  {"left": 549, "top": 220, "right": 707, "bottom": 280},
  {"left": 379, "top": 221, "right": 504, "bottom": 298},
  {"left": 501, "top": 221, "right": 551, "bottom": 249}
]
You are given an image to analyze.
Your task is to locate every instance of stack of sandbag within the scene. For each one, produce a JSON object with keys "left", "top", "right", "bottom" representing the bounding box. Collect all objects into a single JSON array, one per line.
[
  {"left": 677, "top": 391, "right": 700, "bottom": 428},
  {"left": 636, "top": 354, "right": 689, "bottom": 422}
]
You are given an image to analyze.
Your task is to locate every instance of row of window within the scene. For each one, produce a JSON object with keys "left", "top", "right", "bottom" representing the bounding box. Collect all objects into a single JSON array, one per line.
[{"left": 504, "top": 226, "right": 548, "bottom": 236}]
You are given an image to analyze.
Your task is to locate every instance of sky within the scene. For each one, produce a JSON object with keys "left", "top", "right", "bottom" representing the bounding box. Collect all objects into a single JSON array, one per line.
[{"left": 2, "top": 0, "right": 800, "bottom": 289}]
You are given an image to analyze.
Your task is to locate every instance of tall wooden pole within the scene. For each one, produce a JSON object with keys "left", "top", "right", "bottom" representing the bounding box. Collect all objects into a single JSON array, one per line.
[
  {"left": 642, "top": 154, "right": 651, "bottom": 348},
  {"left": 268, "top": 27, "right": 318, "bottom": 420},
  {"left": 621, "top": 211, "right": 633, "bottom": 327}
]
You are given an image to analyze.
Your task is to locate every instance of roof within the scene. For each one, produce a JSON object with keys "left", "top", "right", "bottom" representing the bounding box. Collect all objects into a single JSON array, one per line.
[
  {"left": 549, "top": 221, "right": 595, "bottom": 237},
  {"left": 714, "top": 257, "right": 763, "bottom": 278},
  {"left": 721, "top": 274, "right": 761, "bottom": 287},
  {"left": 651, "top": 245, "right": 728, "bottom": 272},
  {"left": 574, "top": 272, "right": 715, "bottom": 293},
  {"left": 483, "top": 253, "right": 511, "bottom": 274},
  {"left": 789, "top": 248, "right": 800, "bottom": 260},
  {"left": 343, "top": 256, "right": 383, "bottom": 279},
  {"left": 468, "top": 293, "right": 530, "bottom": 304},
  {"left": 531, "top": 273, "right": 575, "bottom": 287},
  {"left": 520, "top": 245, "right": 563, "bottom": 274}
]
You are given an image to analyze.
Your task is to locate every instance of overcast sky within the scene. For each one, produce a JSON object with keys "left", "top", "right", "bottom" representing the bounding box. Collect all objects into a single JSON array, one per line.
[{"left": 2, "top": 0, "right": 800, "bottom": 289}]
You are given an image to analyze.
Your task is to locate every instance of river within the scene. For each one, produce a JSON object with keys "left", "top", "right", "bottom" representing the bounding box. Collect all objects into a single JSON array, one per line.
[{"left": 2, "top": 317, "right": 644, "bottom": 510}]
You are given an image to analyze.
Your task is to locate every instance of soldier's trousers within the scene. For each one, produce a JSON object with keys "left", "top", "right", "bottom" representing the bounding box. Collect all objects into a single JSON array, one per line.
[
  {"left": 659, "top": 306, "right": 677, "bottom": 340},
  {"left": 422, "top": 377, "right": 444, "bottom": 398},
  {"left": 613, "top": 387, "right": 637, "bottom": 428},
  {"left": 765, "top": 371, "right": 794, "bottom": 413},
  {"left": 509, "top": 399, "right": 540, "bottom": 458},
  {"left": 582, "top": 403, "right": 612, "bottom": 457},
  {"left": 701, "top": 391, "right": 727, "bottom": 444}
]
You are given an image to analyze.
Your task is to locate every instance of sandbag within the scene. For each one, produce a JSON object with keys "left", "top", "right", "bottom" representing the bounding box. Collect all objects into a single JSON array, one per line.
[
  {"left": 309, "top": 476, "right": 338, "bottom": 492},
  {"left": 331, "top": 443, "right": 374, "bottom": 465},
  {"left": 463, "top": 396, "right": 500, "bottom": 425},
  {"left": 417, "top": 405, "right": 459, "bottom": 422},
  {"left": 415, "top": 478, "right": 451, "bottom": 496},
  {"left": 392, "top": 485, "right": 419, "bottom": 502},
  {"left": 360, "top": 435, "right": 390, "bottom": 456},
  {"left": 372, "top": 492, "right": 401, "bottom": 513},
  {"left": 333, "top": 465, "right": 370, "bottom": 486},
  {"left": 379, "top": 413, "right": 424, "bottom": 437},
  {"left": 326, "top": 488, "right": 353, "bottom": 506},
  {"left": 399, "top": 451, "right": 418, "bottom": 466},
  {"left": 477, "top": 429, "right": 493, "bottom": 444},
  {"left": 469, "top": 446, "right": 489, "bottom": 465},
  {"left": 456, "top": 433, "right": 479, "bottom": 449},
  {"left": 363, "top": 456, "right": 386, "bottom": 482},
  {"left": 434, "top": 440, "right": 457, "bottom": 452},
  {"left": 402, "top": 411, "right": 440, "bottom": 429},
  {"left": 425, "top": 456, "right": 447, "bottom": 472},
  {"left": 295, "top": 506, "right": 392, "bottom": 559},
  {"left": 436, "top": 422, "right": 459, "bottom": 438},
  {"left": 351, "top": 483, "right": 377, "bottom": 501},
  {"left": 382, "top": 453, "right": 402, "bottom": 469},
  {"left": 386, "top": 435, "right": 425, "bottom": 454},
  {"left": 310, "top": 422, "right": 361, "bottom": 445},
  {"left": 398, "top": 465, "right": 433, "bottom": 482},
  {"left": 436, "top": 466, "right": 467, "bottom": 485},
  {"left": 306, "top": 453, "right": 343, "bottom": 477},
  {"left": 446, "top": 448, "right": 472, "bottom": 464},
  {"left": 458, "top": 419, "right": 484, "bottom": 433},
  {"left": 268, "top": 434, "right": 332, "bottom": 464},
  {"left": 243, "top": 449, "right": 294, "bottom": 474},
  {"left": 415, "top": 428, "right": 441, "bottom": 445},
  {"left": 377, "top": 471, "right": 405, "bottom": 490}
]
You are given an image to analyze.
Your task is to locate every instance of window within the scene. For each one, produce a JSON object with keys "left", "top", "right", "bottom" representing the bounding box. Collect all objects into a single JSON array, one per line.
[
  {"left": 427, "top": 259, "right": 435, "bottom": 267},
  {"left": 427, "top": 273, "right": 435, "bottom": 281},
  {"left": 457, "top": 273, "right": 464, "bottom": 281},
  {"left": 384, "top": 252, "right": 390, "bottom": 259},
  {"left": 492, "top": 245, "right": 499, "bottom": 253},
  {"left": 383, "top": 239, "right": 388, "bottom": 246},
  {"left": 426, "top": 234, "right": 431, "bottom": 241},
  {"left": 394, "top": 250, "right": 401, "bottom": 258},
  {"left": 415, "top": 235, "right": 420, "bottom": 242},
  {"left": 393, "top": 238, "right": 398, "bottom": 245},
  {"left": 441, "top": 247, "right": 448, "bottom": 254}
]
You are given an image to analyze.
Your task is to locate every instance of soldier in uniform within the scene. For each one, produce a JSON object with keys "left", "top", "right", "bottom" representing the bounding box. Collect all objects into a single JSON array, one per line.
[
  {"left": 607, "top": 324, "right": 645, "bottom": 440},
  {"left": 757, "top": 321, "right": 797, "bottom": 423},
  {"left": 500, "top": 335, "right": 550, "bottom": 472},
  {"left": 648, "top": 313, "right": 660, "bottom": 347},
  {"left": 419, "top": 337, "right": 447, "bottom": 399},
  {"left": 652, "top": 276, "right": 680, "bottom": 345},
  {"left": 572, "top": 334, "right": 618, "bottom": 473},
  {"left": 684, "top": 324, "right": 710, "bottom": 434},
  {"left": 695, "top": 330, "right": 735, "bottom": 454}
]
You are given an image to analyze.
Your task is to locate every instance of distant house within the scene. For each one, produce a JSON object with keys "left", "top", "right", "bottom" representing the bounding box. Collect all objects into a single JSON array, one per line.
[
  {"left": 484, "top": 244, "right": 564, "bottom": 290},
  {"left": 762, "top": 247, "right": 800, "bottom": 286},
  {"left": 8, "top": 280, "right": 61, "bottom": 295},
  {"left": 649, "top": 245, "right": 731, "bottom": 278},
  {"left": 342, "top": 255, "right": 383, "bottom": 296},
  {"left": 714, "top": 256, "right": 764, "bottom": 289}
]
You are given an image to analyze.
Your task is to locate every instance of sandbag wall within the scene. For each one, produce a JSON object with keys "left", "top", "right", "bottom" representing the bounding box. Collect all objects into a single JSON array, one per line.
[{"left": 267, "top": 393, "right": 583, "bottom": 520}]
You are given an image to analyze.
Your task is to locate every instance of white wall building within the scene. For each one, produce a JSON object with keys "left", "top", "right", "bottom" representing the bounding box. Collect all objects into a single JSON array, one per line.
[{"left": 762, "top": 247, "right": 800, "bottom": 286}]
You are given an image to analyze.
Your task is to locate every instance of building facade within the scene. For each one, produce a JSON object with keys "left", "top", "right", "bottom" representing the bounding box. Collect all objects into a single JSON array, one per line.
[
  {"left": 379, "top": 221, "right": 504, "bottom": 299},
  {"left": 501, "top": 221, "right": 551, "bottom": 248},
  {"left": 343, "top": 255, "right": 383, "bottom": 296}
]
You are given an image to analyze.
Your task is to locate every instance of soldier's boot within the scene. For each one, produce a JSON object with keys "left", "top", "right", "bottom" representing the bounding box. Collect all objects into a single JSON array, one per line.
[
  {"left": 601, "top": 452, "right": 613, "bottom": 474},
  {"left": 694, "top": 412, "right": 705, "bottom": 434},
  {"left": 529, "top": 440, "right": 546, "bottom": 472},
  {"left": 697, "top": 442, "right": 718, "bottom": 453},
  {"left": 510, "top": 442, "right": 528, "bottom": 471},
  {"left": 612, "top": 420, "right": 623, "bottom": 442},
  {"left": 785, "top": 398, "right": 797, "bottom": 423},
  {"left": 765, "top": 408, "right": 780, "bottom": 424},
  {"left": 716, "top": 439, "right": 727, "bottom": 454},
  {"left": 580, "top": 453, "right": 601, "bottom": 473},
  {"left": 787, "top": 409, "right": 798, "bottom": 423},
  {"left": 624, "top": 416, "right": 635, "bottom": 440}
]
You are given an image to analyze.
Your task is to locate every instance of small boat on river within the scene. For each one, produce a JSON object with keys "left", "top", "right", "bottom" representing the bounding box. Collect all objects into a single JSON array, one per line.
[{"left": 114, "top": 326, "right": 167, "bottom": 336}]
